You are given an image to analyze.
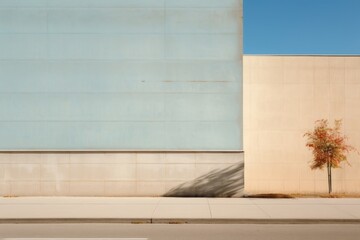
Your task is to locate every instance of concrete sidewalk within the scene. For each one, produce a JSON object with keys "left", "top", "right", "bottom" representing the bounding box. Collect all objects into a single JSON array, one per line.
[{"left": 0, "top": 197, "right": 360, "bottom": 224}]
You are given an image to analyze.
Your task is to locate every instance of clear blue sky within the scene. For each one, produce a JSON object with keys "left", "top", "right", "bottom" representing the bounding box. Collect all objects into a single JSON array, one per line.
[{"left": 244, "top": 0, "right": 360, "bottom": 54}]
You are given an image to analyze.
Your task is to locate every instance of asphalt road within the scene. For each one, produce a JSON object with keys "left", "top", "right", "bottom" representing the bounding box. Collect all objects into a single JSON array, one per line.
[{"left": 0, "top": 224, "right": 359, "bottom": 240}]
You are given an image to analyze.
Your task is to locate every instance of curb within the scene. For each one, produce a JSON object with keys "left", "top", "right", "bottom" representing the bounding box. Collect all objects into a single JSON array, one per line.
[{"left": 1, "top": 218, "right": 360, "bottom": 224}]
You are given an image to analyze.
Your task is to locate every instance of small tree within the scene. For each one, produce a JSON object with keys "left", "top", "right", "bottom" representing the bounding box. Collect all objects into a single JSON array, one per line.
[{"left": 304, "top": 119, "right": 357, "bottom": 194}]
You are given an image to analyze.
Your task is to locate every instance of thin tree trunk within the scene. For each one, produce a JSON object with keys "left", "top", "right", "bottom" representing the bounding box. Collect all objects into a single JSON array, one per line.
[
  {"left": 327, "top": 160, "right": 332, "bottom": 194},
  {"left": 329, "top": 163, "right": 332, "bottom": 194}
]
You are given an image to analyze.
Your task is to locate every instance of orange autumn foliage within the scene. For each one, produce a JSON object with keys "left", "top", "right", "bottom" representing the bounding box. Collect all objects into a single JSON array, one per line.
[{"left": 304, "top": 119, "right": 356, "bottom": 170}]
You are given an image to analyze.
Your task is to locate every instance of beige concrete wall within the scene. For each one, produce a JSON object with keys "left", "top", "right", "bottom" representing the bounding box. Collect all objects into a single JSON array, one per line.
[
  {"left": 0, "top": 152, "right": 244, "bottom": 197},
  {"left": 244, "top": 55, "right": 360, "bottom": 194}
]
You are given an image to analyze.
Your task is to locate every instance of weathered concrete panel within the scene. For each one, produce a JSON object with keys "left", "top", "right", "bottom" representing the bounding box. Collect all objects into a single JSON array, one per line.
[
  {"left": 166, "top": 0, "right": 242, "bottom": 8},
  {"left": 0, "top": 122, "right": 240, "bottom": 150},
  {"left": 0, "top": 9, "right": 47, "bottom": 33},
  {"left": 0, "top": 35, "right": 48, "bottom": 59},
  {"left": 47, "top": 35, "right": 165, "bottom": 60},
  {"left": 166, "top": 9, "right": 242, "bottom": 34},
  {"left": 47, "top": 9, "right": 165, "bottom": 34},
  {"left": 0, "top": 0, "right": 243, "bottom": 150},
  {"left": 0, "top": 61, "right": 241, "bottom": 93},
  {"left": 0, "top": 0, "right": 163, "bottom": 8},
  {"left": 0, "top": 93, "right": 239, "bottom": 121},
  {"left": 166, "top": 35, "right": 241, "bottom": 60}
]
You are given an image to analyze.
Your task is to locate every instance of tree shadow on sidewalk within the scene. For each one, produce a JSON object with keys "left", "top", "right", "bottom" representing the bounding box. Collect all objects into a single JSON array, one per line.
[{"left": 164, "top": 162, "right": 244, "bottom": 198}]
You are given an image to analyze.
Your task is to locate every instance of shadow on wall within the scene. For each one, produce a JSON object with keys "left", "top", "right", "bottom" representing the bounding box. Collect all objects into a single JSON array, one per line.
[{"left": 164, "top": 162, "right": 244, "bottom": 198}]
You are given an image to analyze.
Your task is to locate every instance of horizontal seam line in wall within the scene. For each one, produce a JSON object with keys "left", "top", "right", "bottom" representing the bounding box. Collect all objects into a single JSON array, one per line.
[
  {"left": 0, "top": 59, "right": 242, "bottom": 62},
  {"left": 0, "top": 120, "right": 237, "bottom": 123},
  {"left": 0, "top": 33, "right": 240, "bottom": 35},
  {"left": 0, "top": 204, "right": 159, "bottom": 206},
  {"left": 0, "top": 91, "right": 238, "bottom": 94},
  {"left": 0, "top": 7, "right": 243, "bottom": 10},
  {"left": 0, "top": 89, "right": 239, "bottom": 92},
  {"left": 0, "top": 31, "right": 241, "bottom": 34},
  {"left": 1, "top": 180, "right": 216, "bottom": 183},
  {"left": 0, "top": 162, "right": 235, "bottom": 164},
  {"left": 0, "top": 92, "right": 240, "bottom": 94},
  {"left": 0, "top": 150, "right": 244, "bottom": 153},
  {"left": 3, "top": 180, "right": 228, "bottom": 181},
  {"left": 0, "top": 80, "right": 238, "bottom": 83},
  {"left": 0, "top": 59, "right": 242, "bottom": 61}
]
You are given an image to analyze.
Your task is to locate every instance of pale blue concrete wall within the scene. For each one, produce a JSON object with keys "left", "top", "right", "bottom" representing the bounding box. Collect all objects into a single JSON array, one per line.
[{"left": 0, "top": 0, "right": 243, "bottom": 150}]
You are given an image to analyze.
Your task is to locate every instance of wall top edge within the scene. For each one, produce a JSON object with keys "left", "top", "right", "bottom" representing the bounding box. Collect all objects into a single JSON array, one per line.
[
  {"left": 244, "top": 54, "right": 360, "bottom": 57},
  {"left": 0, "top": 150, "right": 244, "bottom": 154}
]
